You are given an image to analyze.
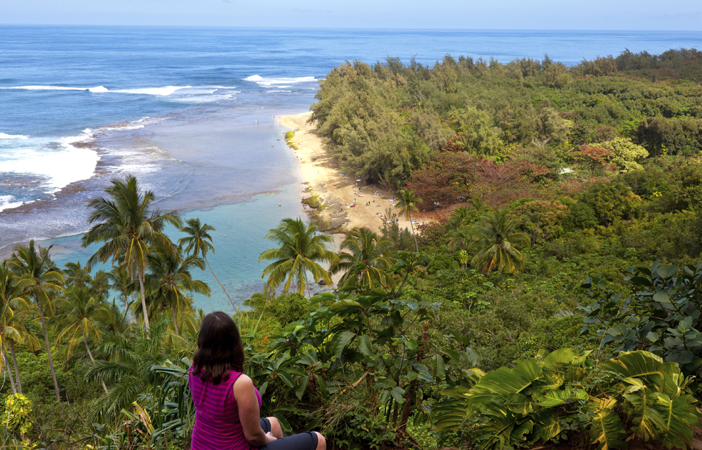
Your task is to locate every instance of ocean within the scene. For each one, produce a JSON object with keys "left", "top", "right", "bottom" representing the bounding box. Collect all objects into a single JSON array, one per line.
[{"left": 1, "top": 26, "right": 701, "bottom": 311}]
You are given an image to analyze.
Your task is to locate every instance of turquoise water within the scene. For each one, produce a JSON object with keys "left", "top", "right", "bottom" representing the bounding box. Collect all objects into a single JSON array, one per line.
[{"left": 44, "top": 182, "right": 306, "bottom": 312}]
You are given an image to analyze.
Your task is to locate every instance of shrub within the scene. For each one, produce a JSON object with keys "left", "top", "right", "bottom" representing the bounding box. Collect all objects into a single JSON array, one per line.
[
  {"left": 434, "top": 349, "right": 701, "bottom": 450},
  {"left": 581, "top": 260, "right": 702, "bottom": 380},
  {"left": 562, "top": 202, "right": 597, "bottom": 231}
]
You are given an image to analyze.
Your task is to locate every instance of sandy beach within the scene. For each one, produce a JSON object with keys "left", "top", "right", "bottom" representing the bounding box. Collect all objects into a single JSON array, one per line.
[{"left": 277, "top": 112, "right": 422, "bottom": 239}]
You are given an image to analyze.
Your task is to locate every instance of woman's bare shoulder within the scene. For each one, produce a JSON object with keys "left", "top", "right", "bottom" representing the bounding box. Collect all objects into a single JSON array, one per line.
[{"left": 233, "top": 374, "right": 253, "bottom": 391}]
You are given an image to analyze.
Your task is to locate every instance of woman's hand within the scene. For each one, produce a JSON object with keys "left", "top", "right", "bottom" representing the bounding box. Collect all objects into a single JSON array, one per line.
[{"left": 265, "top": 432, "right": 278, "bottom": 444}]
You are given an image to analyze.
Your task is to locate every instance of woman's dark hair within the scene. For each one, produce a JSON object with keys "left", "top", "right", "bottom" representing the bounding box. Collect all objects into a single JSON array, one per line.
[{"left": 192, "top": 311, "right": 245, "bottom": 385}]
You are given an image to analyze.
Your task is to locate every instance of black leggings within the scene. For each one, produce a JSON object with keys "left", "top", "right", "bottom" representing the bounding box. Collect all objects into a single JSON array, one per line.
[{"left": 258, "top": 418, "right": 318, "bottom": 450}]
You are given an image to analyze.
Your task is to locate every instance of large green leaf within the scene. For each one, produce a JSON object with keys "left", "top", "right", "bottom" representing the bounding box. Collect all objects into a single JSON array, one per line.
[
  {"left": 603, "top": 351, "right": 666, "bottom": 391},
  {"left": 477, "top": 408, "right": 525, "bottom": 450},
  {"left": 543, "top": 348, "right": 589, "bottom": 365},
  {"left": 624, "top": 388, "right": 664, "bottom": 442},
  {"left": 589, "top": 410, "right": 627, "bottom": 450},
  {"left": 432, "top": 396, "right": 471, "bottom": 431},
  {"left": 536, "top": 387, "right": 588, "bottom": 408},
  {"left": 653, "top": 394, "right": 701, "bottom": 449},
  {"left": 295, "top": 375, "right": 310, "bottom": 400},
  {"left": 473, "top": 360, "right": 542, "bottom": 396},
  {"left": 533, "top": 410, "right": 561, "bottom": 442},
  {"left": 329, "top": 330, "right": 355, "bottom": 359},
  {"left": 358, "top": 334, "right": 373, "bottom": 357}
]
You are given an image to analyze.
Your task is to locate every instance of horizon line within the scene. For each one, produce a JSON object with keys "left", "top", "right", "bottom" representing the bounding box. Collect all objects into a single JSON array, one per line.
[{"left": 1, "top": 24, "right": 701, "bottom": 33}]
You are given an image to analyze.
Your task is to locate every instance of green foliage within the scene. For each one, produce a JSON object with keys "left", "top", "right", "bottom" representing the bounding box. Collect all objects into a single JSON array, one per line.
[
  {"left": 562, "top": 202, "right": 598, "bottom": 231},
  {"left": 595, "top": 137, "right": 649, "bottom": 171},
  {"left": 245, "top": 293, "right": 315, "bottom": 327},
  {"left": 311, "top": 49, "right": 702, "bottom": 189},
  {"left": 4, "top": 394, "right": 33, "bottom": 436},
  {"left": 379, "top": 208, "right": 415, "bottom": 252},
  {"left": 513, "top": 200, "right": 568, "bottom": 244},
  {"left": 578, "top": 182, "right": 641, "bottom": 226},
  {"left": 517, "top": 315, "right": 591, "bottom": 358},
  {"left": 322, "top": 404, "right": 396, "bottom": 450},
  {"left": 581, "top": 261, "right": 702, "bottom": 379},
  {"left": 448, "top": 107, "right": 504, "bottom": 157},
  {"left": 637, "top": 116, "right": 702, "bottom": 156},
  {"left": 434, "top": 349, "right": 701, "bottom": 450}
]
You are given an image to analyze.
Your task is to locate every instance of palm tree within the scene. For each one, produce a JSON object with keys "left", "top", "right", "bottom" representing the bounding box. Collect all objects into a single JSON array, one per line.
[
  {"left": 332, "top": 228, "right": 395, "bottom": 291},
  {"left": 10, "top": 241, "right": 64, "bottom": 401},
  {"left": 106, "top": 266, "right": 135, "bottom": 324},
  {"left": 469, "top": 209, "right": 530, "bottom": 282},
  {"left": 259, "top": 218, "right": 337, "bottom": 296},
  {"left": 0, "top": 266, "right": 40, "bottom": 395},
  {"left": 395, "top": 189, "right": 422, "bottom": 252},
  {"left": 82, "top": 175, "right": 182, "bottom": 333},
  {"left": 178, "top": 218, "right": 236, "bottom": 312},
  {"left": 86, "top": 319, "right": 181, "bottom": 423},
  {"left": 55, "top": 286, "right": 109, "bottom": 394},
  {"left": 448, "top": 206, "right": 471, "bottom": 231},
  {"left": 468, "top": 196, "right": 488, "bottom": 216},
  {"left": 64, "top": 261, "right": 92, "bottom": 288},
  {"left": 144, "top": 246, "right": 210, "bottom": 335},
  {"left": 447, "top": 226, "right": 473, "bottom": 252},
  {"left": 0, "top": 262, "right": 30, "bottom": 394}
]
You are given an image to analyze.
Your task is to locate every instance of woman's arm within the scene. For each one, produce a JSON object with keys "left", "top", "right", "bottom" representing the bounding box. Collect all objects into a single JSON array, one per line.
[{"left": 233, "top": 375, "right": 277, "bottom": 447}]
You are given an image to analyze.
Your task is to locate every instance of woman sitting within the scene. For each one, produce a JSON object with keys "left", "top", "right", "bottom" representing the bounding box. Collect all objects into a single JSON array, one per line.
[{"left": 189, "top": 311, "right": 326, "bottom": 450}]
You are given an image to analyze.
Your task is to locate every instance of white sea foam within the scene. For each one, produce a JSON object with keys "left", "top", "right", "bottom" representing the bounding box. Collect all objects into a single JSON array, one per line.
[
  {"left": 114, "top": 86, "right": 191, "bottom": 96},
  {"left": 176, "top": 88, "right": 217, "bottom": 95},
  {"left": 88, "top": 86, "right": 109, "bottom": 93},
  {"left": 0, "top": 133, "right": 29, "bottom": 140},
  {"left": 0, "top": 130, "right": 99, "bottom": 193},
  {"left": 0, "top": 195, "right": 27, "bottom": 212},
  {"left": 244, "top": 75, "right": 317, "bottom": 88}
]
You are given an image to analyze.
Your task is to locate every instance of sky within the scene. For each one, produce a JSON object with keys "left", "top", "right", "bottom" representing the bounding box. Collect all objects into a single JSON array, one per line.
[{"left": 2, "top": 0, "right": 702, "bottom": 30}]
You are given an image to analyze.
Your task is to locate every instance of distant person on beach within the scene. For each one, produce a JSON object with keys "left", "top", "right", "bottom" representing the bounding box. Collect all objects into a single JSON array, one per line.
[{"left": 189, "top": 312, "right": 326, "bottom": 450}]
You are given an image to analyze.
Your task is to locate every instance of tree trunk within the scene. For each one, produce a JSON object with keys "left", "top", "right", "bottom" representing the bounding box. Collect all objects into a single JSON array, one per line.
[
  {"left": 129, "top": 269, "right": 137, "bottom": 324},
  {"left": 409, "top": 212, "right": 419, "bottom": 253},
  {"left": 11, "top": 346, "right": 21, "bottom": 394},
  {"left": 205, "top": 257, "right": 237, "bottom": 314},
  {"left": 123, "top": 291, "right": 132, "bottom": 324},
  {"left": 2, "top": 347, "right": 17, "bottom": 395},
  {"left": 171, "top": 307, "right": 180, "bottom": 335},
  {"left": 138, "top": 267, "right": 150, "bottom": 334},
  {"left": 391, "top": 397, "right": 400, "bottom": 426},
  {"left": 38, "top": 302, "right": 61, "bottom": 401},
  {"left": 82, "top": 330, "right": 108, "bottom": 394}
]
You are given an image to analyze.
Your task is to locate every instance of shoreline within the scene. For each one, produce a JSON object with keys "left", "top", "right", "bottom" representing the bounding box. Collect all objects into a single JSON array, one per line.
[{"left": 277, "top": 112, "right": 425, "bottom": 239}]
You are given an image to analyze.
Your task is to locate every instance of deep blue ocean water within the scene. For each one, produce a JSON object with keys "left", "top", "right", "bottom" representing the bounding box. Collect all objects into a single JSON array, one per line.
[{"left": 1, "top": 26, "right": 701, "bottom": 310}]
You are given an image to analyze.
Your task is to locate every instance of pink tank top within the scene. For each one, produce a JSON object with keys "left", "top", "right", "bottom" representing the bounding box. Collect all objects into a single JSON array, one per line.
[{"left": 189, "top": 368, "right": 262, "bottom": 450}]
